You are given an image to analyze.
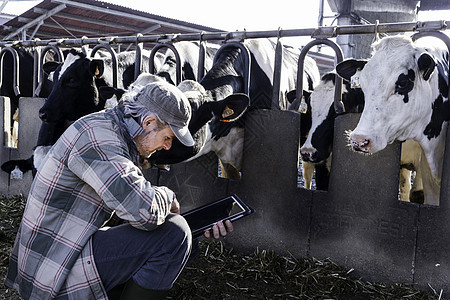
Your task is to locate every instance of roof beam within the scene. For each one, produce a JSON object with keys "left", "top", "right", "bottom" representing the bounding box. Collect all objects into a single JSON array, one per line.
[
  {"left": 4, "top": 3, "right": 66, "bottom": 40},
  {"left": 51, "top": 0, "right": 207, "bottom": 33},
  {"left": 33, "top": 8, "right": 146, "bottom": 34}
]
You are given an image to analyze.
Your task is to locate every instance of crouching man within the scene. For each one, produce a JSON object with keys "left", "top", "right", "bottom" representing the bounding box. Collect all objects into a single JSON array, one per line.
[{"left": 5, "top": 81, "right": 232, "bottom": 299}]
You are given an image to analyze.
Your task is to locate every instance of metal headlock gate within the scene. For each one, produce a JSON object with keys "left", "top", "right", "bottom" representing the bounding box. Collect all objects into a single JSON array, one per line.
[{"left": 1, "top": 19, "right": 450, "bottom": 295}]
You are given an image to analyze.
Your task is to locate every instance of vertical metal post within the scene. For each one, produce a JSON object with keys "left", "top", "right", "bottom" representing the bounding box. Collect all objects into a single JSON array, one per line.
[
  {"left": 134, "top": 33, "right": 143, "bottom": 81},
  {"left": 149, "top": 43, "right": 182, "bottom": 84},
  {"left": 91, "top": 44, "right": 118, "bottom": 88},
  {"left": 0, "top": 47, "right": 20, "bottom": 96},
  {"left": 272, "top": 34, "right": 283, "bottom": 109},
  {"left": 297, "top": 39, "right": 344, "bottom": 114}
]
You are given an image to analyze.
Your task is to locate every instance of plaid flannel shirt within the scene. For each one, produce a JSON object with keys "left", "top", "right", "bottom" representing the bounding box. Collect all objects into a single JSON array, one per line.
[{"left": 5, "top": 106, "right": 175, "bottom": 299}]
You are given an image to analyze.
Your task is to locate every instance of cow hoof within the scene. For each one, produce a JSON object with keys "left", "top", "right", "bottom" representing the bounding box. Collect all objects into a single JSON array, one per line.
[{"left": 410, "top": 190, "right": 424, "bottom": 204}]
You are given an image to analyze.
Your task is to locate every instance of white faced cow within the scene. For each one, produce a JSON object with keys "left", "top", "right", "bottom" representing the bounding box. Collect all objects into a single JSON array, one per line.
[
  {"left": 148, "top": 38, "right": 320, "bottom": 179},
  {"left": 336, "top": 35, "right": 448, "bottom": 206},
  {"left": 300, "top": 71, "right": 424, "bottom": 203}
]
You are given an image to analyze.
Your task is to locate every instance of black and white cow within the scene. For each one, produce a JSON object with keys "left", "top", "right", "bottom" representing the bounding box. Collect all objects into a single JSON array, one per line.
[
  {"left": 336, "top": 35, "right": 448, "bottom": 205},
  {"left": 156, "top": 41, "right": 220, "bottom": 85},
  {"left": 0, "top": 48, "right": 55, "bottom": 147},
  {"left": 147, "top": 38, "right": 321, "bottom": 179},
  {"left": 300, "top": 71, "right": 424, "bottom": 203},
  {"left": 1, "top": 48, "right": 151, "bottom": 177},
  {"left": 0, "top": 42, "right": 208, "bottom": 177}
]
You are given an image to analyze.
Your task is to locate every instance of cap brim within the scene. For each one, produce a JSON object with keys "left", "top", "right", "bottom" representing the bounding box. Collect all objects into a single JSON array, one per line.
[{"left": 170, "top": 124, "right": 195, "bottom": 147}]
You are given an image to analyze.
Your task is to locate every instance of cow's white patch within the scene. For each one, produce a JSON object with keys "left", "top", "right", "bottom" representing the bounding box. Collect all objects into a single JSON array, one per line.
[
  {"left": 58, "top": 53, "right": 80, "bottom": 80},
  {"left": 301, "top": 78, "right": 339, "bottom": 152},
  {"left": 33, "top": 145, "right": 52, "bottom": 171}
]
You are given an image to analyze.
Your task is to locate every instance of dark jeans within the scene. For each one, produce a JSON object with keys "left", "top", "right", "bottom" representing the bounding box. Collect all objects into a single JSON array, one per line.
[{"left": 92, "top": 213, "right": 192, "bottom": 292}]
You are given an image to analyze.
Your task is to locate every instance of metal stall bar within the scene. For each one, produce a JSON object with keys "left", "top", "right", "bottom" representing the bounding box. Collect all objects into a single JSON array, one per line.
[
  {"left": 272, "top": 29, "right": 283, "bottom": 110},
  {"left": 214, "top": 42, "right": 251, "bottom": 97},
  {"left": 197, "top": 32, "right": 206, "bottom": 81},
  {"left": 0, "top": 47, "right": 21, "bottom": 96},
  {"left": 149, "top": 43, "right": 181, "bottom": 85},
  {"left": 134, "top": 33, "right": 144, "bottom": 81},
  {"left": 90, "top": 43, "right": 118, "bottom": 88},
  {"left": 9, "top": 20, "right": 449, "bottom": 50},
  {"left": 35, "top": 45, "right": 64, "bottom": 97},
  {"left": 296, "top": 39, "right": 344, "bottom": 114}
]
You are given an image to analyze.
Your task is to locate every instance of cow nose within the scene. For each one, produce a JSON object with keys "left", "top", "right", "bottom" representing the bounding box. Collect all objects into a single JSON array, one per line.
[
  {"left": 350, "top": 134, "right": 371, "bottom": 153},
  {"left": 300, "top": 148, "right": 318, "bottom": 162}
]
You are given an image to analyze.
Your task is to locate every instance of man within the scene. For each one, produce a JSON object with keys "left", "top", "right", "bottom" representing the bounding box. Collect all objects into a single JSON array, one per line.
[{"left": 5, "top": 81, "right": 232, "bottom": 299}]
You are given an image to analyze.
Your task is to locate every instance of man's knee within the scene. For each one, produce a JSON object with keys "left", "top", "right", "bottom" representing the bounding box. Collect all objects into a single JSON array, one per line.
[{"left": 164, "top": 214, "right": 192, "bottom": 255}]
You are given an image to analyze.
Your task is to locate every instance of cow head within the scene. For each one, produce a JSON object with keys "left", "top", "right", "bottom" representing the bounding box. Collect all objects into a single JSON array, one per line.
[
  {"left": 39, "top": 49, "right": 106, "bottom": 123},
  {"left": 147, "top": 80, "right": 249, "bottom": 166},
  {"left": 336, "top": 35, "right": 444, "bottom": 154},
  {"left": 300, "top": 72, "right": 365, "bottom": 163}
]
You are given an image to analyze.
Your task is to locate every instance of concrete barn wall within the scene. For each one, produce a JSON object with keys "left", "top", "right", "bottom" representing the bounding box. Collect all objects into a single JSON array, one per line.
[{"left": 1, "top": 102, "right": 450, "bottom": 295}]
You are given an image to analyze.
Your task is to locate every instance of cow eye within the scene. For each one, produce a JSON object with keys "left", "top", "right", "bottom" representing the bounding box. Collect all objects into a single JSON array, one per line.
[
  {"left": 64, "top": 77, "right": 79, "bottom": 88},
  {"left": 395, "top": 74, "right": 414, "bottom": 95}
]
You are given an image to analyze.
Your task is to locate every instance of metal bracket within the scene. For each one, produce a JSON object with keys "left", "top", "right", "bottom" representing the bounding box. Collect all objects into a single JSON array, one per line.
[
  {"left": 414, "top": 20, "right": 448, "bottom": 32},
  {"left": 311, "top": 26, "right": 337, "bottom": 39}
]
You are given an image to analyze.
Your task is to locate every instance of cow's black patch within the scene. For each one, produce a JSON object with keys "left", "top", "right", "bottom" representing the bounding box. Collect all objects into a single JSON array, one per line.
[
  {"left": 423, "top": 95, "right": 449, "bottom": 139},
  {"left": 395, "top": 69, "right": 415, "bottom": 103}
]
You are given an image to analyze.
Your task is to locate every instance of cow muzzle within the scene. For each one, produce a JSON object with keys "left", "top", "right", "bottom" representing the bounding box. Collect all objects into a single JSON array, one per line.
[
  {"left": 300, "top": 147, "right": 319, "bottom": 163},
  {"left": 349, "top": 134, "right": 372, "bottom": 153}
]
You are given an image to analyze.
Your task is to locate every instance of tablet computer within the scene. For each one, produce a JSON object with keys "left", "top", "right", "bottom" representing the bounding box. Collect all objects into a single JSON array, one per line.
[{"left": 181, "top": 194, "right": 254, "bottom": 238}]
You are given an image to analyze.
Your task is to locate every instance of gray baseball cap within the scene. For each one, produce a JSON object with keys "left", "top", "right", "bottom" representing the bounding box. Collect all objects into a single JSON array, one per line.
[{"left": 134, "top": 81, "right": 194, "bottom": 147}]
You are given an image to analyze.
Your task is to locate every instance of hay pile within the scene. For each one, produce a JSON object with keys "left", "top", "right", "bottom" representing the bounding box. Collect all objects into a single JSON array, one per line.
[{"left": 0, "top": 195, "right": 444, "bottom": 300}]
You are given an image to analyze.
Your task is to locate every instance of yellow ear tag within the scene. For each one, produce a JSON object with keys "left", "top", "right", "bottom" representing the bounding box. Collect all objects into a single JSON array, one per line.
[
  {"left": 222, "top": 106, "right": 234, "bottom": 119},
  {"left": 95, "top": 66, "right": 100, "bottom": 76}
]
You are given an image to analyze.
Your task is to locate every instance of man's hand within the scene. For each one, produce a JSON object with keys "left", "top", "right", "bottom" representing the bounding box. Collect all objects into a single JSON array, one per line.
[
  {"left": 170, "top": 198, "right": 180, "bottom": 214},
  {"left": 204, "top": 220, "right": 233, "bottom": 239}
]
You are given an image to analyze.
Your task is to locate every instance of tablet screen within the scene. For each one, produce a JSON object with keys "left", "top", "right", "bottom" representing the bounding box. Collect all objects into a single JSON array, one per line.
[{"left": 181, "top": 194, "right": 253, "bottom": 238}]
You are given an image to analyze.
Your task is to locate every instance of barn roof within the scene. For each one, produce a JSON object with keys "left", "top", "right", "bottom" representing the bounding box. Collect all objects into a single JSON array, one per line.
[{"left": 0, "top": 0, "right": 223, "bottom": 41}]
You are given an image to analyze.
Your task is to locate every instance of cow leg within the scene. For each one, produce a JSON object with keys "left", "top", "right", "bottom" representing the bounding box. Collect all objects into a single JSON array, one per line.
[
  {"left": 398, "top": 168, "right": 412, "bottom": 202},
  {"left": 220, "top": 161, "right": 241, "bottom": 180},
  {"left": 302, "top": 161, "right": 314, "bottom": 189}
]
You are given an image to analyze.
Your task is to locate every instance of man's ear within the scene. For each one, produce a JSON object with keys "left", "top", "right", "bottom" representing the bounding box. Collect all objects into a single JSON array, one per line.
[{"left": 141, "top": 114, "right": 157, "bottom": 129}]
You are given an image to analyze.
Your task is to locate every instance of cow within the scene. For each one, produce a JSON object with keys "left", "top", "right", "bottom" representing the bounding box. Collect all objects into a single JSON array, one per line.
[
  {"left": 0, "top": 48, "right": 55, "bottom": 147},
  {"left": 335, "top": 35, "right": 448, "bottom": 206},
  {"left": 1, "top": 47, "right": 156, "bottom": 177},
  {"left": 156, "top": 41, "right": 220, "bottom": 85},
  {"left": 0, "top": 42, "right": 208, "bottom": 177},
  {"left": 147, "top": 38, "right": 321, "bottom": 179},
  {"left": 299, "top": 71, "right": 424, "bottom": 203}
]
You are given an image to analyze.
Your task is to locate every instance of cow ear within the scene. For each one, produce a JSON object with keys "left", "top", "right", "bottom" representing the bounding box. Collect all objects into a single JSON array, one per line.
[
  {"left": 336, "top": 59, "right": 367, "bottom": 82},
  {"left": 417, "top": 52, "right": 436, "bottom": 81},
  {"left": 99, "top": 86, "right": 126, "bottom": 101},
  {"left": 43, "top": 61, "right": 61, "bottom": 75},
  {"left": 214, "top": 93, "right": 250, "bottom": 122},
  {"left": 89, "top": 59, "right": 104, "bottom": 78}
]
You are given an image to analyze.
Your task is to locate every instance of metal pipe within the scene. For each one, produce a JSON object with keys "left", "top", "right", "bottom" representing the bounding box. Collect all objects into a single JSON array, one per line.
[
  {"left": 8, "top": 20, "right": 449, "bottom": 48},
  {"left": 149, "top": 43, "right": 181, "bottom": 84},
  {"left": 36, "top": 45, "right": 64, "bottom": 97},
  {"left": 296, "top": 39, "right": 344, "bottom": 114},
  {"left": 272, "top": 39, "right": 283, "bottom": 109},
  {"left": 0, "top": 47, "right": 20, "bottom": 96},
  {"left": 90, "top": 44, "right": 118, "bottom": 88}
]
